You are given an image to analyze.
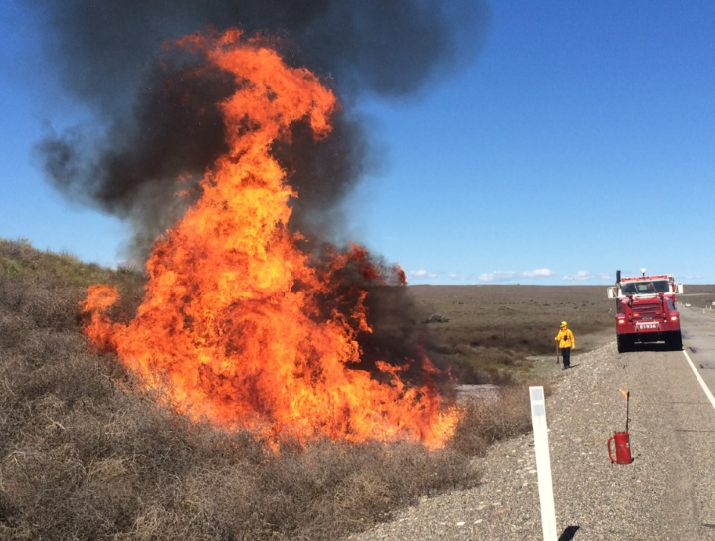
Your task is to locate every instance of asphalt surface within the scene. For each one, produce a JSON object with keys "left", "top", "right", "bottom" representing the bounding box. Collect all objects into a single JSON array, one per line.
[
  {"left": 673, "top": 305, "right": 715, "bottom": 536},
  {"left": 349, "top": 307, "right": 715, "bottom": 540}
]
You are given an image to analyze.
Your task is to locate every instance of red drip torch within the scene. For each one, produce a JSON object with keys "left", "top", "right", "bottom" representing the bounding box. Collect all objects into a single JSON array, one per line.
[{"left": 608, "top": 389, "right": 633, "bottom": 464}]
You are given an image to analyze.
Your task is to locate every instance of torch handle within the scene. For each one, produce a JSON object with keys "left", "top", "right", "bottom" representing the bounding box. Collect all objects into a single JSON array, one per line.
[{"left": 607, "top": 435, "right": 617, "bottom": 463}]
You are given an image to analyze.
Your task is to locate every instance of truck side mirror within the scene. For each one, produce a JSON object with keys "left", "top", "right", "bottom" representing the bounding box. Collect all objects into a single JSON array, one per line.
[
  {"left": 676, "top": 283, "right": 684, "bottom": 294},
  {"left": 607, "top": 287, "right": 618, "bottom": 299}
]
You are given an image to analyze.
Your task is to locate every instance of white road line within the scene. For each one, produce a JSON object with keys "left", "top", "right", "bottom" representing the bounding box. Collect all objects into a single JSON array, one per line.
[{"left": 682, "top": 349, "right": 715, "bottom": 412}]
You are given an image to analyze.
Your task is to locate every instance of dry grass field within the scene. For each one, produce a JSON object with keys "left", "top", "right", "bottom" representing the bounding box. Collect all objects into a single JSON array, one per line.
[
  {"left": 0, "top": 239, "right": 530, "bottom": 541},
  {"left": 410, "top": 284, "right": 614, "bottom": 383}
]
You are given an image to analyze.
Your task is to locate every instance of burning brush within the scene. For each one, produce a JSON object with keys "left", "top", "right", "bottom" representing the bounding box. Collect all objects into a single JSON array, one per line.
[{"left": 80, "top": 29, "right": 458, "bottom": 450}]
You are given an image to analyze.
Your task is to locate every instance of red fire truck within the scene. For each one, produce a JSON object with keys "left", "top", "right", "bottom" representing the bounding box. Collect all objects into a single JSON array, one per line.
[{"left": 607, "top": 269, "right": 684, "bottom": 353}]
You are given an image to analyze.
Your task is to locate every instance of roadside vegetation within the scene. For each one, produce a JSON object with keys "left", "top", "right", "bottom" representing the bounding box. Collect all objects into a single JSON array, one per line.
[{"left": 0, "top": 238, "right": 532, "bottom": 541}]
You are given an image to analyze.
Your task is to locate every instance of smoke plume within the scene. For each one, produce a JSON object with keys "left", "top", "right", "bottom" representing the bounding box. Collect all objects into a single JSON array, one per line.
[
  {"left": 32, "top": 0, "right": 489, "bottom": 377},
  {"left": 33, "top": 0, "right": 488, "bottom": 258}
]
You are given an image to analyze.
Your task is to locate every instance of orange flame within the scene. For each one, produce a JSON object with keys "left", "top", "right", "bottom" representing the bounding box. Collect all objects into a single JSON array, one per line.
[
  {"left": 619, "top": 388, "right": 629, "bottom": 400},
  {"left": 80, "top": 29, "right": 459, "bottom": 449}
]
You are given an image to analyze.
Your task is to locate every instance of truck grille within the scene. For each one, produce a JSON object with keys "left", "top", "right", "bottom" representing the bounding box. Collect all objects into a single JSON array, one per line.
[{"left": 633, "top": 303, "right": 662, "bottom": 319}]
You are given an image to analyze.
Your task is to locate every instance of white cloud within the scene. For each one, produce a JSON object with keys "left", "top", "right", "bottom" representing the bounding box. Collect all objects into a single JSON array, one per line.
[
  {"left": 409, "top": 269, "right": 437, "bottom": 279},
  {"left": 562, "top": 270, "right": 593, "bottom": 282},
  {"left": 448, "top": 272, "right": 473, "bottom": 282},
  {"left": 479, "top": 268, "right": 553, "bottom": 283},
  {"left": 479, "top": 271, "right": 517, "bottom": 283},
  {"left": 523, "top": 268, "right": 554, "bottom": 278}
]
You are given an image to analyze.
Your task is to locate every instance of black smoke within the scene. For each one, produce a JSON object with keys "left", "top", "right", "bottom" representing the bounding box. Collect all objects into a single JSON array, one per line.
[{"left": 32, "top": 0, "right": 489, "bottom": 258}]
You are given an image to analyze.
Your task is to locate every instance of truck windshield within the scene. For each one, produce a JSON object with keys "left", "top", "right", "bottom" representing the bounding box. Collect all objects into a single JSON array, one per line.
[{"left": 622, "top": 280, "right": 670, "bottom": 295}]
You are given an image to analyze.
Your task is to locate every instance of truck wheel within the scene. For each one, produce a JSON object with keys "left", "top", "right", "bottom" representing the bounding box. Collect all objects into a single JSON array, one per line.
[
  {"left": 667, "top": 331, "right": 683, "bottom": 350},
  {"left": 617, "top": 335, "right": 630, "bottom": 353}
]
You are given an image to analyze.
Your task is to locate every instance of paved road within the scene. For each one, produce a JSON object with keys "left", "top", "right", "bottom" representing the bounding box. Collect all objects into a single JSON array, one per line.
[
  {"left": 669, "top": 305, "right": 715, "bottom": 536},
  {"left": 537, "top": 306, "right": 715, "bottom": 541},
  {"left": 557, "top": 304, "right": 715, "bottom": 540}
]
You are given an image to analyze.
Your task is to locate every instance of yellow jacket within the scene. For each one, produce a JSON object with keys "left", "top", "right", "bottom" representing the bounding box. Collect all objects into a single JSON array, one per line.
[{"left": 555, "top": 328, "right": 575, "bottom": 349}]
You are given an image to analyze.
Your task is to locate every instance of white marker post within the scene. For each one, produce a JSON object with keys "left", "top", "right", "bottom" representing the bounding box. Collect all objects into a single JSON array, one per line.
[{"left": 529, "top": 386, "right": 557, "bottom": 541}]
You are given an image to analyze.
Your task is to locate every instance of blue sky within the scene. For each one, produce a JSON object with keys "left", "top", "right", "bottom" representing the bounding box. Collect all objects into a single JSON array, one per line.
[{"left": 2, "top": 2, "right": 714, "bottom": 285}]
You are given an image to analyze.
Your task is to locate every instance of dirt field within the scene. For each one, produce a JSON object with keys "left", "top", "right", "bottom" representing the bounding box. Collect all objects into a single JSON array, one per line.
[{"left": 679, "top": 285, "right": 715, "bottom": 318}]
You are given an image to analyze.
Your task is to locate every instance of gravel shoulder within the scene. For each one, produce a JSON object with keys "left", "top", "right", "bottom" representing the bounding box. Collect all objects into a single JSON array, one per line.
[{"left": 349, "top": 329, "right": 715, "bottom": 541}]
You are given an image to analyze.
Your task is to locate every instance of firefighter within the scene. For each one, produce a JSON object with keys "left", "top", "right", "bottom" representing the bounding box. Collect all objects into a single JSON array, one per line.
[{"left": 555, "top": 321, "right": 575, "bottom": 369}]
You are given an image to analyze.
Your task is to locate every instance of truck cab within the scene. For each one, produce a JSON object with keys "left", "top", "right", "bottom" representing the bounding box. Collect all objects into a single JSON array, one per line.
[{"left": 607, "top": 270, "right": 684, "bottom": 353}]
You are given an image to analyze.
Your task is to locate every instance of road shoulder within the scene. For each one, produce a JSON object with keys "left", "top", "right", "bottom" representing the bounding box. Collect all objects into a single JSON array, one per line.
[{"left": 349, "top": 339, "right": 709, "bottom": 540}]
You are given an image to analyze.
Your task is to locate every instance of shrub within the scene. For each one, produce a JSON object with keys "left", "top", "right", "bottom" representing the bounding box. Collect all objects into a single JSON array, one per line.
[{"left": 449, "top": 386, "right": 532, "bottom": 457}]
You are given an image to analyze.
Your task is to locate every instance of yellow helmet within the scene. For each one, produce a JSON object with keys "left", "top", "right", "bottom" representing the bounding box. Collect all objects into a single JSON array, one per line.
[{"left": 560, "top": 321, "right": 567, "bottom": 327}]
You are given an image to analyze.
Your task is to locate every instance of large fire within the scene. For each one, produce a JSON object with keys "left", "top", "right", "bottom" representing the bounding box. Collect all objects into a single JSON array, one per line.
[{"left": 80, "top": 29, "right": 459, "bottom": 449}]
